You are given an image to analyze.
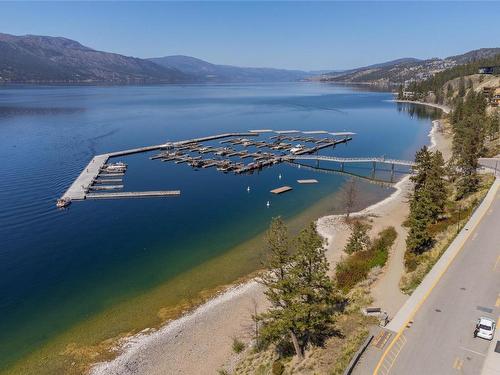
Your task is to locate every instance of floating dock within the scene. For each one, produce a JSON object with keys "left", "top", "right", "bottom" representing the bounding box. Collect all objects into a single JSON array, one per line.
[
  {"left": 270, "top": 186, "right": 293, "bottom": 194},
  {"left": 94, "top": 179, "right": 122, "bottom": 184},
  {"left": 297, "top": 179, "right": 318, "bottom": 184},
  {"left": 89, "top": 185, "right": 124, "bottom": 190},
  {"left": 61, "top": 154, "right": 110, "bottom": 201},
  {"left": 86, "top": 191, "right": 181, "bottom": 199}
]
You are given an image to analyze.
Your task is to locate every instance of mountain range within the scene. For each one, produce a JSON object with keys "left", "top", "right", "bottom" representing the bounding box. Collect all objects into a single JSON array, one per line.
[
  {"left": 0, "top": 32, "right": 498, "bottom": 85},
  {"left": 148, "top": 55, "right": 309, "bottom": 83},
  {"left": 319, "top": 48, "right": 500, "bottom": 85},
  {"left": 0, "top": 33, "right": 308, "bottom": 84},
  {"left": 0, "top": 33, "right": 191, "bottom": 83}
]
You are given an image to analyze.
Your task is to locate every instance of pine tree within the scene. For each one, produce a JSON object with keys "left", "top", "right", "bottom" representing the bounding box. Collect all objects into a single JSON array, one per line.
[
  {"left": 426, "top": 150, "right": 447, "bottom": 221},
  {"left": 258, "top": 217, "right": 293, "bottom": 350},
  {"left": 410, "top": 146, "right": 433, "bottom": 192},
  {"left": 288, "top": 222, "right": 336, "bottom": 356},
  {"left": 406, "top": 188, "right": 434, "bottom": 254},
  {"left": 487, "top": 112, "right": 499, "bottom": 140},
  {"left": 458, "top": 77, "right": 466, "bottom": 97},
  {"left": 398, "top": 84, "right": 404, "bottom": 100},
  {"left": 344, "top": 221, "right": 371, "bottom": 254},
  {"left": 406, "top": 147, "right": 447, "bottom": 255},
  {"left": 453, "top": 114, "right": 484, "bottom": 198},
  {"left": 258, "top": 222, "right": 338, "bottom": 360}
]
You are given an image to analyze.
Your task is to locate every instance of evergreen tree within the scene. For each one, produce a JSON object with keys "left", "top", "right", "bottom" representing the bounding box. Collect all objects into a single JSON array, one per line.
[
  {"left": 344, "top": 221, "right": 371, "bottom": 254},
  {"left": 289, "top": 222, "right": 336, "bottom": 356},
  {"left": 458, "top": 77, "right": 466, "bottom": 97},
  {"left": 410, "top": 146, "right": 433, "bottom": 192},
  {"left": 406, "top": 188, "right": 434, "bottom": 254},
  {"left": 397, "top": 84, "right": 404, "bottom": 100},
  {"left": 257, "top": 217, "right": 294, "bottom": 352},
  {"left": 427, "top": 150, "right": 447, "bottom": 221},
  {"left": 261, "top": 217, "right": 290, "bottom": 282},
  {"left": 258, "top": 222, "right": 338, "bottom": 360},
  {"left": 487, "top": 112, "right": 499, "bottom": 140},
  {"left": 406, "top": 147, "right": 447, "bottom": 254},
  {"left": 453, "top": 114, "right": 485, "bottom": 198}
]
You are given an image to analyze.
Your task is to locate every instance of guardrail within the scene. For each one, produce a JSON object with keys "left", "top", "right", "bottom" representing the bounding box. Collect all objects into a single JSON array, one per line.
[{"left": 343, "top": 333, "right": 375, "bottom": 375}]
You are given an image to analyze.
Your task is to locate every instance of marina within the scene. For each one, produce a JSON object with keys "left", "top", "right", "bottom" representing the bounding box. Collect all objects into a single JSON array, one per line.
[{"left": 57, "top": 127, "right": 415, "bottom": 207}]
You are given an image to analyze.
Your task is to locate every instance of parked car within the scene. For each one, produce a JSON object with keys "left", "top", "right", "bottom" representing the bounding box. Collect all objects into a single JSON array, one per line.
[{"left": 474, "top": 317, "right": 496, "bottom": 340}]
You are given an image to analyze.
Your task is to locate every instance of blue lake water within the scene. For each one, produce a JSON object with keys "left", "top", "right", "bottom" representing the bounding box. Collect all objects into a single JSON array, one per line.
[{"left": 0, "top": 83, "right": 437, "bottom": 372}]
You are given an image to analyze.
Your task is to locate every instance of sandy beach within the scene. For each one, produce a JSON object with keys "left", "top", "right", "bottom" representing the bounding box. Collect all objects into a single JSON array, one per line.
[{"left": 90, "top": 102, "right": 452, "bottom": 375}]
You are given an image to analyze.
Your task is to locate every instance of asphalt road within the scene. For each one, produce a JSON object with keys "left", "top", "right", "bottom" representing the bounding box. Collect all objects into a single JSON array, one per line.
[{"left": 382, "top": 184, "right": 500, "bottom": 375}]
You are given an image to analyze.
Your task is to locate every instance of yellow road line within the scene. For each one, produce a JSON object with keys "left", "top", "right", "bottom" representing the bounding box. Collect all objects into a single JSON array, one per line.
[
  {"left": 377, "top": 335, "right": 407, "bottom": 375},
  {"left": 453, "top": 357, "right": 464, "bottom": 370},
  {"left": 373, "top": 181, "right": 500, "bottom": 375},
  {"left": 495, "top": 294, "right": 500, "bottom": 308}
]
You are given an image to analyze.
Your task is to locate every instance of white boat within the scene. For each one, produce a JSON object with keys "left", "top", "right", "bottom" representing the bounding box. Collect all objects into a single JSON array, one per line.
[
  {"left": 290, "top": 144, "right": 304, "bottom": 154},
  {"left": 103, "top": 162, "right": 127, "bottom": 172},
  {"left": 56, "top": 198, "right": 71, "bottom": 208}
]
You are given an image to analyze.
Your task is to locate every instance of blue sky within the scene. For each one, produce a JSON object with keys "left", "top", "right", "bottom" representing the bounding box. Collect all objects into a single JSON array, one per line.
[{"left": 1, "top": 1, "right": 499, "bottom": 70}]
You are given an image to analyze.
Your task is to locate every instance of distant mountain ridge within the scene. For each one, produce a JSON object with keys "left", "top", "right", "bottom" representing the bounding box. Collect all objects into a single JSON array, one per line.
[
  {"left": 1, "top": 33, "right": 498, "bottom": 86},
  {"left": 0, "top": 33, "right": 309, "bottom": 84},
  {"left": 0, "top": 33, "right": 190, "bottom": 83},
  {"left": 320, "top": 48, "right": 500, "bottom": 85},
  {"left": 148, "top": 55, "right": 309, "bottom": 83}
]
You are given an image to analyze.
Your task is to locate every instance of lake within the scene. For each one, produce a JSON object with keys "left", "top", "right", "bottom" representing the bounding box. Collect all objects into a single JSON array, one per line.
[{"left": 0, "top": 83, "right": 438, "bottom": 373}]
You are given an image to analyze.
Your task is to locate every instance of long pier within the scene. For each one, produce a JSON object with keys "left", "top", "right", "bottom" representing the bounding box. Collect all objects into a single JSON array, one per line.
[
  {"left": 288, "top": 155, "right": 415, "bottom": 167},
  {"left": 86, "top": 191, "right": 181, "bottom": 199}
]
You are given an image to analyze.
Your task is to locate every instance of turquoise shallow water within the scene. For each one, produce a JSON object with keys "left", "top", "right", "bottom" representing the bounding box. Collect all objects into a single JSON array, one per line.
[{"left": 0, "top": 83, "right": 438, "bottom": 370}]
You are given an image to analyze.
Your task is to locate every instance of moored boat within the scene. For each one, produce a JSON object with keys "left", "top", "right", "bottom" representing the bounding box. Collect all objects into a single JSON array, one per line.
[{"left": 56, "top": 198, "right": 71, "bottom": 208}]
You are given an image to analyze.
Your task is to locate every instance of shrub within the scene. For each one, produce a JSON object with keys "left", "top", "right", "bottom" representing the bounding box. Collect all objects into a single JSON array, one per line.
[
  {"left": 232, "top": 337, "right": 245, "bottom": 354},
  {"left": 336, "top": 227, "right": 397, "bottom": 292}
]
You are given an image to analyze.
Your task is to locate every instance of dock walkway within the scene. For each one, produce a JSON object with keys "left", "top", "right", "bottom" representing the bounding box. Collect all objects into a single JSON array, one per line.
[
  {"left": 61, "top": 154, "right": 110, "bottom": 201},
  {"left": 86, "top": 191, "right": 180, "bottom": 199},
  {"left": 288, "top": 155, "right": 415, "bottom": 167}
]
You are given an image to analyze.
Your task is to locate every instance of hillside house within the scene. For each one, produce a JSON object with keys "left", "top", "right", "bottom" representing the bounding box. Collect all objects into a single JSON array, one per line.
[{"left": 402, "top": 91, "right": 415, "bottom": 99}]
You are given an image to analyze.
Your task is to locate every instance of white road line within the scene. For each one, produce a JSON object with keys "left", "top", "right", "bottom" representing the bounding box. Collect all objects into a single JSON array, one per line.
[{"left": 459, "top": 346, "right": 487, "bottom": 357}]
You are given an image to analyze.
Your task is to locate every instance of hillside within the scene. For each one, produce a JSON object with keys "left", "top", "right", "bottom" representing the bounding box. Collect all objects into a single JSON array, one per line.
[
  {"left": 148, "top": 55, "right": 309, "bottom": 83},
  {"left": 321, "top": 48, "right": 500, "bottom": 86},
  {"left": 0, "top": 33, "right": 192, "bottom": 84}
]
